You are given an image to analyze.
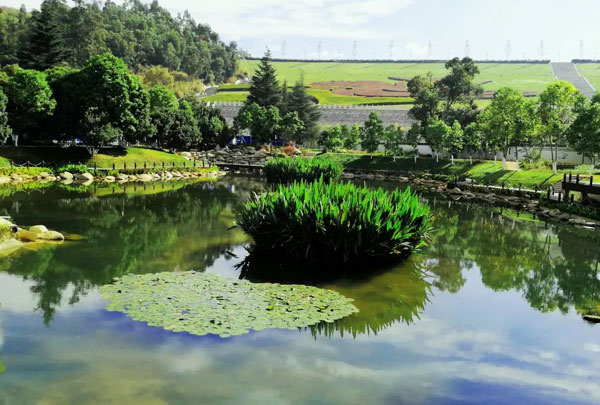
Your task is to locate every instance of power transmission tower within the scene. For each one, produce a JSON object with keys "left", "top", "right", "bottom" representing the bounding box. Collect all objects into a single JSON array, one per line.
[
  {"left": 579, "top": 40, "right": 585, "bottom": 58},
  {"left": 281, "top": 40, "right": 286, "bottom": 58},
  {"left": 505, "top": 40, "right": 512, "bottom": 60},
  {"left": 539, "top": 40, "right": 545, "bottom": 59},
  {"left": 389, "top": 41, "right": 394, "bottom": 59},
  {"left": 352, "top": 41, "right": 357, "bottom": 59},
  {"left": 317, "top": 40, "right": 322, "bottom": 60},
  {"left": 464, "top": 40, "right": 470, "bottom": 57},
  {"left": 427, "top": 41, "right": 433, "bottom": 59}
]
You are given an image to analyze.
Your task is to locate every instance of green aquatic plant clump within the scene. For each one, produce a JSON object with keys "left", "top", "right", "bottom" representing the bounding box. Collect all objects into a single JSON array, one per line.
[
  {"left": 263, "top": 157, "right": 343, "bottom": 183},
  {"left": 236, "top": 179, "right": 433, "bottom": 273},
  {"left": 100, "top": 271, "right": 358, "bottom": 337}
]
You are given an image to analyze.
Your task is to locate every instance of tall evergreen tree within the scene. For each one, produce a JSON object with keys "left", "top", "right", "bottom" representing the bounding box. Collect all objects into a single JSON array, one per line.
[
  {"left": 286, "top": 78, "right": 321, "bottom": 142},
  {"left": 19, "top": 0, "right": 71, "bottom": 70},
  {"left": 247, "top": 50, "right": 281, "bottom": 108}
]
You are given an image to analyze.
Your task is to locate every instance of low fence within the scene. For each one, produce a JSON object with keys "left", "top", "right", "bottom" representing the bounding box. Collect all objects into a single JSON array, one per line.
[{"left": 5, "top": 159, "right": 214, "bottom": 174}]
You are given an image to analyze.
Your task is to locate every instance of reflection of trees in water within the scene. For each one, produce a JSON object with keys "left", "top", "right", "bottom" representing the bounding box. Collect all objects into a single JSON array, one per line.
[
  {"left": 2, "top": 182, "right": 243, "bottom": 324},
  {"left": 426, "top": 202, "right": 600, "bottom": 315},
  {"left": 310, "top": 259, "right": 431, "bottom": 338}
]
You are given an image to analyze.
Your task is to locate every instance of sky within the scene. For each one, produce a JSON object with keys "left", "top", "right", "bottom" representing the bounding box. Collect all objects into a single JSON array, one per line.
[{"left": 3, "top": 0, "right": 600, "bottom": 61}]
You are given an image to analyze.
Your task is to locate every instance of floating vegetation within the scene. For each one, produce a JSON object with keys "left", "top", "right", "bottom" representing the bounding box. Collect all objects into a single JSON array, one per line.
[
  {"left": 236, "top": 179, "right": 433, "bottom": 278},
  {"left": 100, "top": 271, "right": 358, "bottom": 337}
]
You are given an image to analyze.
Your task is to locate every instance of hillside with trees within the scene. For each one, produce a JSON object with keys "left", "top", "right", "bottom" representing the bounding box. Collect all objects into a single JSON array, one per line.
[{"left": 0, "top": 0, "right": 239, "bottom": 84}]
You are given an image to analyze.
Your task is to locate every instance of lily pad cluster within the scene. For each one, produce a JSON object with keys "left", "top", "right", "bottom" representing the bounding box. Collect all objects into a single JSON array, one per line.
[{"left": 100, "top": 271, "right": 358, "bottom": 337}]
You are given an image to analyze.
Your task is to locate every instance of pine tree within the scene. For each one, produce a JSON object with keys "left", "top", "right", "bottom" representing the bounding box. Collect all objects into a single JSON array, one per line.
[
  {"left": 247, "top": 50, "right": 281, "bottom": 108},
  {"left": 19, "top": 0, "right": 71, "bottom": 70},
  {"left": 286, "top": 78, "right": 321, "bottom": 142}
]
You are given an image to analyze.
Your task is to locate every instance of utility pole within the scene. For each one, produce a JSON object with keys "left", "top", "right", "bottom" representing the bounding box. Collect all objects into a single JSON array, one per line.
[
  {"left": 539, "top": 40, "right": 545, "bottom": 59},
  {"left": 505, "top": 40, "right": 511, "bottom": 60},
  {"left": 427, "top": 40, "right": 433, "bottom": 59},
  {"left": 352, "top": 41, "right": 357, "bottom": 59},
  {"left": 281, "top": 40, "right": 286, "bottom": 58},
  {"left": 389, "top": 40, "right": 394, "bottom": 59},
  {"left": 579, "top": 40, "right": 585, "bottom": 58},
  {"left": 317, "top": 40, "right": 322, "bottom": 60},
  {"left": 464, "top": 40, "right": 470, "bottom": 57}
]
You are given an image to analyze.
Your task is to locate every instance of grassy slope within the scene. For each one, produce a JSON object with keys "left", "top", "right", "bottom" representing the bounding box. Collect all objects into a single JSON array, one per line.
[
  {"left": 239, "top": 61, "right": 555, "bottom": 92},
  {"left": 0, "top": 147, "right": 187, "bottom": 168},
  {"left": 316, "top": 153, "right": 576, "bottom": 188},
  {"left": 575, "top": 64, "right": 600, "bottom": 91}
]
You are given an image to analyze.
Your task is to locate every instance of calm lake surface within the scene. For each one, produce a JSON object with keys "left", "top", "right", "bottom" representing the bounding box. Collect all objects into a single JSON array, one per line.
[{"left": 1, "top": 176, "right": 600, "bottom": 404}]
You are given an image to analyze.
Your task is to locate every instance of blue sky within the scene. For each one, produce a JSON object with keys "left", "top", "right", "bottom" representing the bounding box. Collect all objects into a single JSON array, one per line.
[{"left": 4, "top": 0, "right": 600, "bottom": 61}]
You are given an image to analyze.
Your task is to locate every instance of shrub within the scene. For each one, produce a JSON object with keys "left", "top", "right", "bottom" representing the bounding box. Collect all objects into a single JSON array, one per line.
[
  {"left": 263, "top": 157, "right": 342, "bottom": 183},
  {"left": 236, "top": 179, "right": 433, "bottom": 277},
  {"left": 0, "top": 224, "right": 12, "bottom": 243},
  {"left": 55, "top": 164, "right": 88, "bottom": 174}
]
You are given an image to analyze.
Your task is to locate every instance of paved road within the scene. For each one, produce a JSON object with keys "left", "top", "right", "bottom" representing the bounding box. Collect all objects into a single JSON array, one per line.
[
  {"left": 215, "top": 103, "right": 415, "bottom": 126},
  {"left": 551, "top": 62, "right": 595, "bottom": 99}
]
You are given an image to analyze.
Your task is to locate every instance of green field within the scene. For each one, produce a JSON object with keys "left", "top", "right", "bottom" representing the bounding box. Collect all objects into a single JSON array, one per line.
[
  {"left": 239, "top": 60, "right": 556, "bottom": 92},
  {"left": 204, "top": 88, "right": 412, "bottom": 105},
  {"left": 575, "top": 64, "right": 600, "bottom": 91}
]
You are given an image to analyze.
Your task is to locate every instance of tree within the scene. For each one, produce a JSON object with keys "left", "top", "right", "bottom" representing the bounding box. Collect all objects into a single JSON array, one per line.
[
  {"left": 425, "top": 117, "right": 450, "bottom": 162},
  {"left": 383, "top": 124, "right": 404, "bottom": 156},
  {"left": 538, "top": 81, "right": 585, "bottom": 173},
  {"left": 361, "top": 112, "right": 384, "bottom": 153},
  {"left": 436, "top": 57, "right": 483, "bottom": 113},
  {"left": 405, "top": 123, "right": 421, "bottom": 162},
  {"left": 3, "top": 68, "right": 56, "bottom": 145},
  {"left": 148, "top": 85, "right": 178, "bottom": 146},
  {"left": 279, "top": 111, "right": 304, "bottom": 142},
  {"left": 165, "top": 100, "right": 200, "bottom": 151},
  {"left": 407, "top": 73, "right": 439, "bottom": 130},
  {"left": 19, "top": 0, "right": 71, "bottom": 70},
  {"left": 181, "top": 96, "right": 232, "bottom": 149},
  {"left": 247, "top": 50, "right": 281, "bottom": 108},
  {"left": 53, "top": 53, "right": 151, "bottom": 146},
  {"left": 444, "top": 120, "right": 463, "bottom": 164},
  {"left": 234, "top": 102, "right": 281, "bottom": 144},
  {"left": 342, "top": 124, "right": 361, "bottom": 149},
  {"left": 463, "top": 122, "right": 483, "bottom": 164},
  {"left": 567, "top": 98, "right": 600, "bottom": 165},
  {"left": 0, "top": 89, "right": 12, "bottom": 145},
  {"left": 478, "top": 87, "right": 537, "bottom": 169},
  {"left": 80, "top": 107, "right": 121, "bottom": 155},
  {"left": 0, "top": 5, "right": 29, "bottom": 65},
  {"left": 285, "top": 78, "right": 320, "bottom": 142},
  {"left": 319, "top": 125, "right": 343, "bottom": 151}
]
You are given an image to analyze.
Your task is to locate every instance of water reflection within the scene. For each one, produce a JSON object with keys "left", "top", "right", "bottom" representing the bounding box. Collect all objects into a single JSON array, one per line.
[{"left": 2, "top": 180, "right": 600, "bottom": 337}]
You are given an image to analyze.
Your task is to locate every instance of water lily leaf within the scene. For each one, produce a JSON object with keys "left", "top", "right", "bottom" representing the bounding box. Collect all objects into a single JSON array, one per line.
[{"left": 100, "top": 271, "right": 358, "bottom": 337}]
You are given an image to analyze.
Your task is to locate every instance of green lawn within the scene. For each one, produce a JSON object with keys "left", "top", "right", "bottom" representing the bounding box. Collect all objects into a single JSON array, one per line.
[
  {"left": 315, "top": 153, "right": 586, "bottom": 188},
  {"left": 204, "top": 88, "right": 413, "bottom": 105},
  {"left": 0, "top": 146, "right": 187, "bottom": 168},
  {"left": 240, "top": 61, "right": 555, "bottom": 92},
  {"left": 575, "top": 64, "right": 600, "bottom": 91}
]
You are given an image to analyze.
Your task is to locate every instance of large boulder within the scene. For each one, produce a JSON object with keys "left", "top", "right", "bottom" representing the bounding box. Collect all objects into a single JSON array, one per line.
[
  {"left": 10, "top": 173, "right": 23, "bottom": 181},
  {"left": 17, "top": 229, "right": 38, "bottom": 242},
  {"left": 75, "top": 172, "right": 94, "bottom": 181},
  {"left": 137, "top": 174, "right": 153, "bottom": 182},
  {"left": 59, "top": 172, "right": 73, "bottom": 180},
  {"left": 105, "top": 176, "right": 115, "bottom": 182},
  {"left": 0, "top": 176, "right": 10, "bottom": 184},
  {"left": 116, "top": 174, "right": 128, "bottom": 181},
  {"left": 37, "top": 231, "right": 65, "bottom": 241},
  {"left": 29, "top": 225, "right": 48, "bottom": 234}
]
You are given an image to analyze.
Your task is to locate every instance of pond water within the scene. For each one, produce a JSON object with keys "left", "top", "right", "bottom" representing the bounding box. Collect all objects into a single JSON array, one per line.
[{"left": 1, "top": 177, "right": 600, "bottom": 404}]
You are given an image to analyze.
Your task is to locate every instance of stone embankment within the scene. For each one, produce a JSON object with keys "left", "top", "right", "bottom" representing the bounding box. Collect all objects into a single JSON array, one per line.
[{"left": 0, "top": 169, "right": 226, "bottom": 186}]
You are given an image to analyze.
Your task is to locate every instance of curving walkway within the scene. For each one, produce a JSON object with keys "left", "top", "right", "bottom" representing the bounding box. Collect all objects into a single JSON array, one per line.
[{"left": 551, "top": 62, "right": 595, "bottom": 99}]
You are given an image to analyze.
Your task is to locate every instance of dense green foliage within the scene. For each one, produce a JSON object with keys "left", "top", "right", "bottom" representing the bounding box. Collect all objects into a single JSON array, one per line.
[
  {"left": 0, "top": 0, "right": 238, "bottom": 83},
  {"left": 0, "top": 89, "right": 11, "bottom": 144},
  {"left": 236, "top": 179, "right": 433, "bottom": 274},
  {"left": 263, "top": 157, "right": 342, "bottom": 183}
]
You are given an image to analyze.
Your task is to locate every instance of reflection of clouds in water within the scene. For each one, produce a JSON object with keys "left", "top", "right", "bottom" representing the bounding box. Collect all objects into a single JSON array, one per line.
[
  {"left": 0, "top": 273, "right": 103, "bottom": 315},
  {"left": 4, "top": 313, "right": 599, "bottom": 404}
]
